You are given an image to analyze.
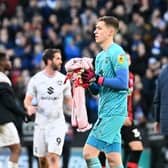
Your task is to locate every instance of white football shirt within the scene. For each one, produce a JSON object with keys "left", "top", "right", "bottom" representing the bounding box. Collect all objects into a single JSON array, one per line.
[{"left": 26, "top": 70, "right": 71, "bottom": 125}]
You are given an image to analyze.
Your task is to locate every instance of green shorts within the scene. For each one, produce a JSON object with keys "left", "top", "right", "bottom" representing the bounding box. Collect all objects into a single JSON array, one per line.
[{"left": 89, "top": 116, "right": 126, "bottom": 144}]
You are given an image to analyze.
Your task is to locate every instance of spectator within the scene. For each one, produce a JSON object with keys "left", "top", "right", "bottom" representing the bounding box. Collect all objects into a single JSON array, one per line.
[{"left": 154, "top": 63, "right": 168, "bottom": 135}]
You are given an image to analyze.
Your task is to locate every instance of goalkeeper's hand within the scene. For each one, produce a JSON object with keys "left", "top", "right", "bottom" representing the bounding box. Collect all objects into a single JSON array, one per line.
[{"left": 81, "top": 68, "right": 104, "bottom": 86}]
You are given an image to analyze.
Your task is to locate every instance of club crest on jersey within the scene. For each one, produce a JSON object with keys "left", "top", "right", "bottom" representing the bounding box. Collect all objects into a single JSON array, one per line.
[
  {"left": 104, "top": 57, "right": 109, "bottom": 64},
  {"left": 117, "top": 55, "right": 125, "bottom": 64},
  {"left": 57, "top": 80, "right": 63, "bottom": 85}
]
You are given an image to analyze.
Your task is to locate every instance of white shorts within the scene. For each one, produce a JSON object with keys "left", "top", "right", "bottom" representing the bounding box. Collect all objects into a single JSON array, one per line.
[
  {"left": 33, "top": 120, "right": 67, "bottom": 157},
  {"left": 0, "top": 122, "right": 20, "bottom": 147}
]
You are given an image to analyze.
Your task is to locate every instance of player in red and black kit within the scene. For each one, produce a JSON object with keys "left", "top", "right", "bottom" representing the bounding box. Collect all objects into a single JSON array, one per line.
[
  {"left": 99, "top": 55, "right": 143, "bottom": 168},
  {"left": 121, "top": 71, "right": 144, "bottom": 168}
]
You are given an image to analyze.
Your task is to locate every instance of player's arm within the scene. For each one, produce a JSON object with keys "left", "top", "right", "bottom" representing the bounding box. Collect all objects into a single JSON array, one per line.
[
  {"left": 63, "top": 79, "right": 72, "bottom": 116},
  {"left": 82, "top": 68, "right": 128, "bottom": 90},
  {"left": 0, "top": 82, "right": 25, "bottom": 117},
  {"left": 63, "top": 95, "right": 72, "bottom": 116},
  {"left": 124, "top": 117, "right": 132, "bottom": 126},
  {"left": 24, "top": 95, "right": 37, "bottom": 116},
  {"left": 82, "top": 52, "right": 129, "bottom": 90},
  {"left": 24, "top": 77, "right": 38, "bottom": 116},
  {"left": 88, "top": 83, "right": 100, "bottom": 95},
  {"left": 102, "top": 68, "right": 128, "bottom": 89}
]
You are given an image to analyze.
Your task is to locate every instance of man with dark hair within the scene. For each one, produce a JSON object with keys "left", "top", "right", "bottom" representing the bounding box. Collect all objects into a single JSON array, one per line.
[
  {"left": 24, "top": 48, "right": 72, "bottom": 168},
  {"left": 0, "top": 52, "right": 26, "bottom": 168},
  {"left": 81, "top": 16, "right": 129, "bottom": 168}
]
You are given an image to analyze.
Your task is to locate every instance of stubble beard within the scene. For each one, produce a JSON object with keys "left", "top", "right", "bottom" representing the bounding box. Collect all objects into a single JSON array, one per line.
[{"left": 52, "top": 63, "right": 61, "bottom": 71}]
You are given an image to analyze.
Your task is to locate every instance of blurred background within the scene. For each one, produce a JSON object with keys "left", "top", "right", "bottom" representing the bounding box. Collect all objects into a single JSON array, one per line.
[{"left": 0, "top": 0, "right": 168, "bottom": 167}]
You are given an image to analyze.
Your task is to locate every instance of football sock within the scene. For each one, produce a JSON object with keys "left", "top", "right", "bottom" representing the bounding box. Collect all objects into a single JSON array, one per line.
[
  {"left": 127, "top": 150, "right": 142, "bottom": 168},
  {"left": 127, "top": 162, "right": 138, "bottom": 168},
  {"left": 99, "top": 151, "right": 106, "bottom": 167},
  {"left": 86, "top": 157, "right": 102, "bottom": 168}
]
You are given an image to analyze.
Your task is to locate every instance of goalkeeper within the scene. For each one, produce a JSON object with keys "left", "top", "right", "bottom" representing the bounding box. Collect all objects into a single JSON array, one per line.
[{"left": 82, "top": 16, "right": 129, "bottom": 168}]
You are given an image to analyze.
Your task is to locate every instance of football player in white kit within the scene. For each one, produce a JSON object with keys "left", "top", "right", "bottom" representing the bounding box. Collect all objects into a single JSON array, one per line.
[
  {"left": 24, "top": 49, "right": 72, "bottom": 168},
  {"left": 0, "top": 52, "right": 26, "bottom": 168}
]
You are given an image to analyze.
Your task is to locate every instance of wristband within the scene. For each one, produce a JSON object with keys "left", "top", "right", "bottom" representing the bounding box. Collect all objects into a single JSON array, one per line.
[{"left": 97, "top": 76, "right": 104, "bottom": 85}]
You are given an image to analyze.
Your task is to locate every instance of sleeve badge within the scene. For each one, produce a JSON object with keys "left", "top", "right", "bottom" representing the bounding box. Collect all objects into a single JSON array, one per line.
[{"left": 117, "top": 55, "right": 125, "bottom": 64}]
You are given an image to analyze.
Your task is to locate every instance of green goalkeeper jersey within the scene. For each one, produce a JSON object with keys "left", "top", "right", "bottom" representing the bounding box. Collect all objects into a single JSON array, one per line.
[{"left": 95, "top": 43, "right": 128, "bottom": 118}]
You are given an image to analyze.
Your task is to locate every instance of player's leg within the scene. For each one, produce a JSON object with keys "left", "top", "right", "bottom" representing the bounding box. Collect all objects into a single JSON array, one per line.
[
  {"left": 46, "top": 153, "right": 60, "bottom": 168},
  {"left": 84, "top": 116, "right": 125, "bottom": 168},
  {"left": 62, "top": 139, "right": 71, "bottom": 168},
  {"left": 0, "top": 123, "right": 21, "bottom": 168},
  {"left": 83, "top": 118, "right": 108, "bottom": 168},
  {"left": 122, "top": 147, "right": 130, "bottom": 167},
  {"left": 33, "top": 125, "right": 48, "bottom": 168},
  {"left": 121, "top": 126, "right": 130, "bottom": 167},
  {"left": 83, "top": 144, "right": 101, "bottom": 168},
  {"left": 98, "top": 151, "right": 106, "bottom": 168},
  {"left": 46, "top": 121, "right": 67, "bottom": 168},
  {"left": 105, "top": 143, "right": 123, "bottom": 168},
  {"left": 39, "top": 157, "right": 48, "bottom": 168},
  {"left": 127, "top": 141, "right": 143, "bottom": 168},
  {"left": 8, "top": 144, "right": 21, "bottom": 168},
  {"left": 122, "top": 124, "right": 143, "bottom": 168},
  {"left": 104, "top": 116, "right": 125, "bottom": 168},
  {"left": 83, "top": 135, "right": 105, "bottom": 168}
]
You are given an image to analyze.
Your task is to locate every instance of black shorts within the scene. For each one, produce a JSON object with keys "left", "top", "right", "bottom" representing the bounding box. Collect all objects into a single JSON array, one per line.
[{"left": 121, "top": 123, "right": 142, "bottom": 145}]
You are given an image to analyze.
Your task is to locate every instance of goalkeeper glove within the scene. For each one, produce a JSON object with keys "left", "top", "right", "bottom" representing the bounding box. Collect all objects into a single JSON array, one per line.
[{"left": 81, "top": 68, "right": 104, "bottom": 86}]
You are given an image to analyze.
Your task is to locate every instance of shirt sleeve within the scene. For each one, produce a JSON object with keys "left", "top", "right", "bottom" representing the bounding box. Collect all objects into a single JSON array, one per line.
[
  {"left": 26, "top": 77, "right": 37, "bottom": 97},
  {"left": 63, "top": 79, "right": 72, "bottom": 97},
  {"left": 0, "top": 83, "right": 25, "bottom": 117},
  {"left": 103, "top": 68, "right": 128, "bottom": 89},
  {"left": 103, "top": 53, "right": 129, "bottom": 89}
]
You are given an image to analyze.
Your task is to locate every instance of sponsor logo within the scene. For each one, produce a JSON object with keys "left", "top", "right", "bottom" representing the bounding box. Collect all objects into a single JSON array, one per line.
[
  {"left": 41, "top": 96, "right": 58, "bottom": 100},
  {"left": 47, "top": 86, "right": 54, "bottom": 94}
]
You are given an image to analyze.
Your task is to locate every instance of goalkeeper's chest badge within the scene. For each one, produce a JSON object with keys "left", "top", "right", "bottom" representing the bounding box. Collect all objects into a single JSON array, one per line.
[
  {"left": 117, "top": 55, "right": 125, "bottom": 64},
  {"left": 104, "top": 56, "right": 109, "bottom": 64}
]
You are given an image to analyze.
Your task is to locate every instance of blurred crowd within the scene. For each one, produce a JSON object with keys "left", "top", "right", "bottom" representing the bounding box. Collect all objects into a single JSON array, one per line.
[{"left": 1, "top": 0, "right": 168, "bottom": 166}]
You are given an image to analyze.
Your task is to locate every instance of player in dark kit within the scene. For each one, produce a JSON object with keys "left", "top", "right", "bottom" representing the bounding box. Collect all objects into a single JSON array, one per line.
[
  {"left": 0, "top": 52, "right": 28, "bottom": 168},
  {"left": 121, "top": 71, "right": 144, "bottom": 168}
]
